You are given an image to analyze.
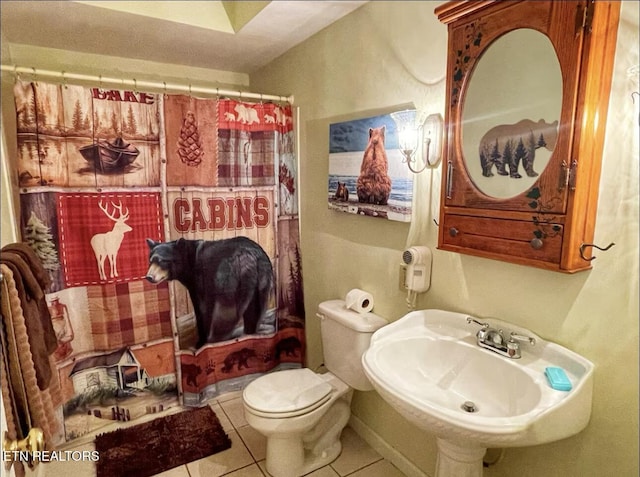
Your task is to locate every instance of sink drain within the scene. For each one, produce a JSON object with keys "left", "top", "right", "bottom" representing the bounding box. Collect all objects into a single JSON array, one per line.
[{"left": 461, "top": 401, "right": 478, "bottom": 413}]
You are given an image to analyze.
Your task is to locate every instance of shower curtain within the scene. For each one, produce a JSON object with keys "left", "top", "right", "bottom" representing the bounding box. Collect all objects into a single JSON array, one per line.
[{"left": 12, "top": 79, "right": 304, "bottom": 441}]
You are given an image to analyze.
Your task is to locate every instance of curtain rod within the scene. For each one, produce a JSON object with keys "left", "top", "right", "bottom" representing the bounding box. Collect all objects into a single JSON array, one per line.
[{"left": 0, "top": 65, "right": 294, "bottom": 104}]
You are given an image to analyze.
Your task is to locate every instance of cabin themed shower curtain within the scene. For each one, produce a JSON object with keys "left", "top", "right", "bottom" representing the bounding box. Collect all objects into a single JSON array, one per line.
[{"left": 12, "top": 79, "right": 304, "bottom": 441}]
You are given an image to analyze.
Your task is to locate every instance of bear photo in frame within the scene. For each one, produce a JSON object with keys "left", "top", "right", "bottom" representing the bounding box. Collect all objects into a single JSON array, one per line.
[{"left": 328, "top": 113, "right": 413, "bottom": 222}]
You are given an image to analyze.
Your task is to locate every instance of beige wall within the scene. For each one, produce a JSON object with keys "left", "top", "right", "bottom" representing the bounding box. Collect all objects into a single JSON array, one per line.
[
  {"left": 250, "top": 2, "right": 639, "bottom": 476},
  {"left": 0, "top": 2, "right": 637, "bottom": 476}
]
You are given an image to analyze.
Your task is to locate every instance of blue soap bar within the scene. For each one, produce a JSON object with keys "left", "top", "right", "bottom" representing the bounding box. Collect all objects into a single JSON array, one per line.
[{"left": 545, "top": 367, "right": 572, "bottom": 391}]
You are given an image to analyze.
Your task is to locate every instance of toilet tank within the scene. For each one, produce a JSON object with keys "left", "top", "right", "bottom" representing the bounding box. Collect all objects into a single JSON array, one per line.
[{"left": 318, "top": 299, "right": 387, "bottom": 391}]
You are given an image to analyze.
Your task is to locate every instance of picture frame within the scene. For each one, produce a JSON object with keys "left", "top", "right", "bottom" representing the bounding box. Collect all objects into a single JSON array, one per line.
[{"left": 328, "top": 113, "right": 413, "bottom": 222}]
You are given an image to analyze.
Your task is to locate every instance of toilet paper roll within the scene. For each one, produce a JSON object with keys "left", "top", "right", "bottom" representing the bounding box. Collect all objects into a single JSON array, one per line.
[{"left": 345, "top": 288, "right": 374, "bottom": 314}]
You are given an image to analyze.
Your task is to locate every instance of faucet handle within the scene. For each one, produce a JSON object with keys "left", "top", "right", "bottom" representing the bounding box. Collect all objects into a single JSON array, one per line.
[
  {"left": 466, "top": 317, "right": 489, "bottom": 328},
  {"left": 509, "top": 332, "right": 536, "bottom": 346}
]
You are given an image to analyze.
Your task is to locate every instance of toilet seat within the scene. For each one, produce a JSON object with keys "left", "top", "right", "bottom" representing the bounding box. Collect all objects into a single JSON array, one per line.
[{"left": 243, "top": 368, "right": 334, "bottom": 418}]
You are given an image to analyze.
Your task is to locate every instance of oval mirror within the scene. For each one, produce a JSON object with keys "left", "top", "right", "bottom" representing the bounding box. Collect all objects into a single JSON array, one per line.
[{"left": 462, "top": 28, "right": 562, "bottom": 199}]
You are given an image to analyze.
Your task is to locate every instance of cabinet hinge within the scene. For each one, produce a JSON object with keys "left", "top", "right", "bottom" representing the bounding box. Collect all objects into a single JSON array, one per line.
[
  {"left": 559, "top": 161, "right": 569, "bottom": 191},
  {"left": 568, "top": 160, "right": 578, "bottom": 191},
  {"left": 576, "top": 1, "right": 595, "bottom": 35},
  {"left": 560, "top": 160, "right": 578, "bottom": 191}
]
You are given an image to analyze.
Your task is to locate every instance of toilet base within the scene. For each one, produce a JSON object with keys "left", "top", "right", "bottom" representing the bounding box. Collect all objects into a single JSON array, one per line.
[
  {"left": 265, "top": 437, "right": 342, "bottom": 477},
  {"left": 263, "top": 399, "right": 351, "bottom": 477}
]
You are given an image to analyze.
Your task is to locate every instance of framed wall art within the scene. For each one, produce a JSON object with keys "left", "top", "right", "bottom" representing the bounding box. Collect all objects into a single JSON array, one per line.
[{"left": 328, "top": 113, "right": 413, "bottom": 222}]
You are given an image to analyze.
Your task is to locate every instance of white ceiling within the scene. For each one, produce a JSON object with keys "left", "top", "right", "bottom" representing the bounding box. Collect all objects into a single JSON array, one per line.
[{"left": 0, "top": 1, "right": 368, "bottom": 74}]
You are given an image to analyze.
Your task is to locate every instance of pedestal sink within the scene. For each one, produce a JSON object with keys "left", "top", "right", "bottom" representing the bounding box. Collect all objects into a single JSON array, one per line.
[{"left": 361, "top": 310, "right": 594, "bottom": 477}]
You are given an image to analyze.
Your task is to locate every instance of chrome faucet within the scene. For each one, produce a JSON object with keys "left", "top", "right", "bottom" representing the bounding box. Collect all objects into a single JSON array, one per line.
[{"left": 466, "top": 317, "right": 535, "bottom": 359}]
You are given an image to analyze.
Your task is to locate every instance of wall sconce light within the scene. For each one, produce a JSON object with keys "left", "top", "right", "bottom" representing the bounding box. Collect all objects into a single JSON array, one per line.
[{"left": 391, "top": 109, "right": 444, "bottom": 173}]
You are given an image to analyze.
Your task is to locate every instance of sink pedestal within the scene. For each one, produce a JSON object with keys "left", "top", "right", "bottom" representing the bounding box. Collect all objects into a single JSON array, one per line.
[{"left": 435, "top": 439, "right": 485, "bottom": 477}]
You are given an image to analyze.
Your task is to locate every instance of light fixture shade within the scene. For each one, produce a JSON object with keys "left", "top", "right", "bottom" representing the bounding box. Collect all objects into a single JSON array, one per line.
[
  {"left": 391, "top": 109, "right": 444, "bottom": 173},
  {"left": 391, "top": 109, "right": 419, "bottom": 154},
  {"left": 390, "top": 109, "right": 418, "bottom": 128}
]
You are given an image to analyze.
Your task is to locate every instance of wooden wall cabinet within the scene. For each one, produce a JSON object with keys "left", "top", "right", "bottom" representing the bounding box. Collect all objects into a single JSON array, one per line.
[{"left": 435, "top": 0, "right": 620, "bottom": 272}]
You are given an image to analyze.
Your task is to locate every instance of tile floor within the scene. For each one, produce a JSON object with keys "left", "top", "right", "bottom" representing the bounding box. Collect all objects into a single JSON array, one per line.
[{"left": 36, "top": 392, "right": 408, "bottom": 477}]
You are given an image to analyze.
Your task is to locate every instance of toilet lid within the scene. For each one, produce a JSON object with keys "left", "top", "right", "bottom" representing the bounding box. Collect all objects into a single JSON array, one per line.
[{"left": 243, "top": 368, "right": 333, "bottom": 415}]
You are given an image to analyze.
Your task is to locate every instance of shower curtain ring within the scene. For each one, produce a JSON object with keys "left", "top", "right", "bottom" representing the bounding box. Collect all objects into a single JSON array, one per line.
[{"left": 133, "top": 78, "right": 137, "bottom": 93}]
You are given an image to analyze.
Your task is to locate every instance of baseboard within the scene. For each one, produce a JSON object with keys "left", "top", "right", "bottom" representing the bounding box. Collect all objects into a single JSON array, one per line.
[{"left": 348, "top": 414, "right": 428, "bottom": 477}]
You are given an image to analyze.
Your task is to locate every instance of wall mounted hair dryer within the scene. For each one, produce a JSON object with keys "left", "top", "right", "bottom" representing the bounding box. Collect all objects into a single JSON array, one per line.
[{"left": 401, "top": 246, "right": 432, "bottom": 294}]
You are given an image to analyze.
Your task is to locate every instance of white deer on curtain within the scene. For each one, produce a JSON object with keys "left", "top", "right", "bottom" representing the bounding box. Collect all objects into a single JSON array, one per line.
[{"left": 90, "top": 201, "right": 132, "bottom": 280}]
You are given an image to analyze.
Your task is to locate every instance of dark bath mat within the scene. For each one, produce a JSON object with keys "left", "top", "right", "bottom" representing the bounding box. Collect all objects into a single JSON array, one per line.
[{"left": 94, "top": 406, "right": 231, "bottom": 477}]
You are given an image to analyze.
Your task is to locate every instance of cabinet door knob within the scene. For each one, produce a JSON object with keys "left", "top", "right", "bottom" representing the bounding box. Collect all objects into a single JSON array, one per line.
[
  {"left": 449, "top": 227, "right": 459, "bottom": 237},
  {"left": 530, "top": 238, "right": 544, "bottom": 249}
]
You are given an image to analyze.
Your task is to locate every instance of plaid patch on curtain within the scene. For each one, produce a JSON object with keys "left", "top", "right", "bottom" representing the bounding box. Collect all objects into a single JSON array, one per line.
[
  {"left": 217, "top": 129, "right": 276, "bottom": 187},
  {"left": 57, "top": 192, "right": 164, "bottom": 287},
  {"left": 217, "top": 100, "right": 293, "bottom": 187},
  {"left": 87, "top": 280, "right": 171, "bottom": 351}
]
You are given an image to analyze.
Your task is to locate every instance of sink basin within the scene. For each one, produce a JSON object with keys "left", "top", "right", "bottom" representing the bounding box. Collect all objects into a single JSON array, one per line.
[{"left": 362, "top": 310, "right": 594, "bottom": 476}]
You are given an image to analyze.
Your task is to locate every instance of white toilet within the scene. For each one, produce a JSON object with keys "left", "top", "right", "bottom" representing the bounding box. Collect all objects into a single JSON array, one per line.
[{"left": 242, "top": 299, "right": 387, "bottom": 477}]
